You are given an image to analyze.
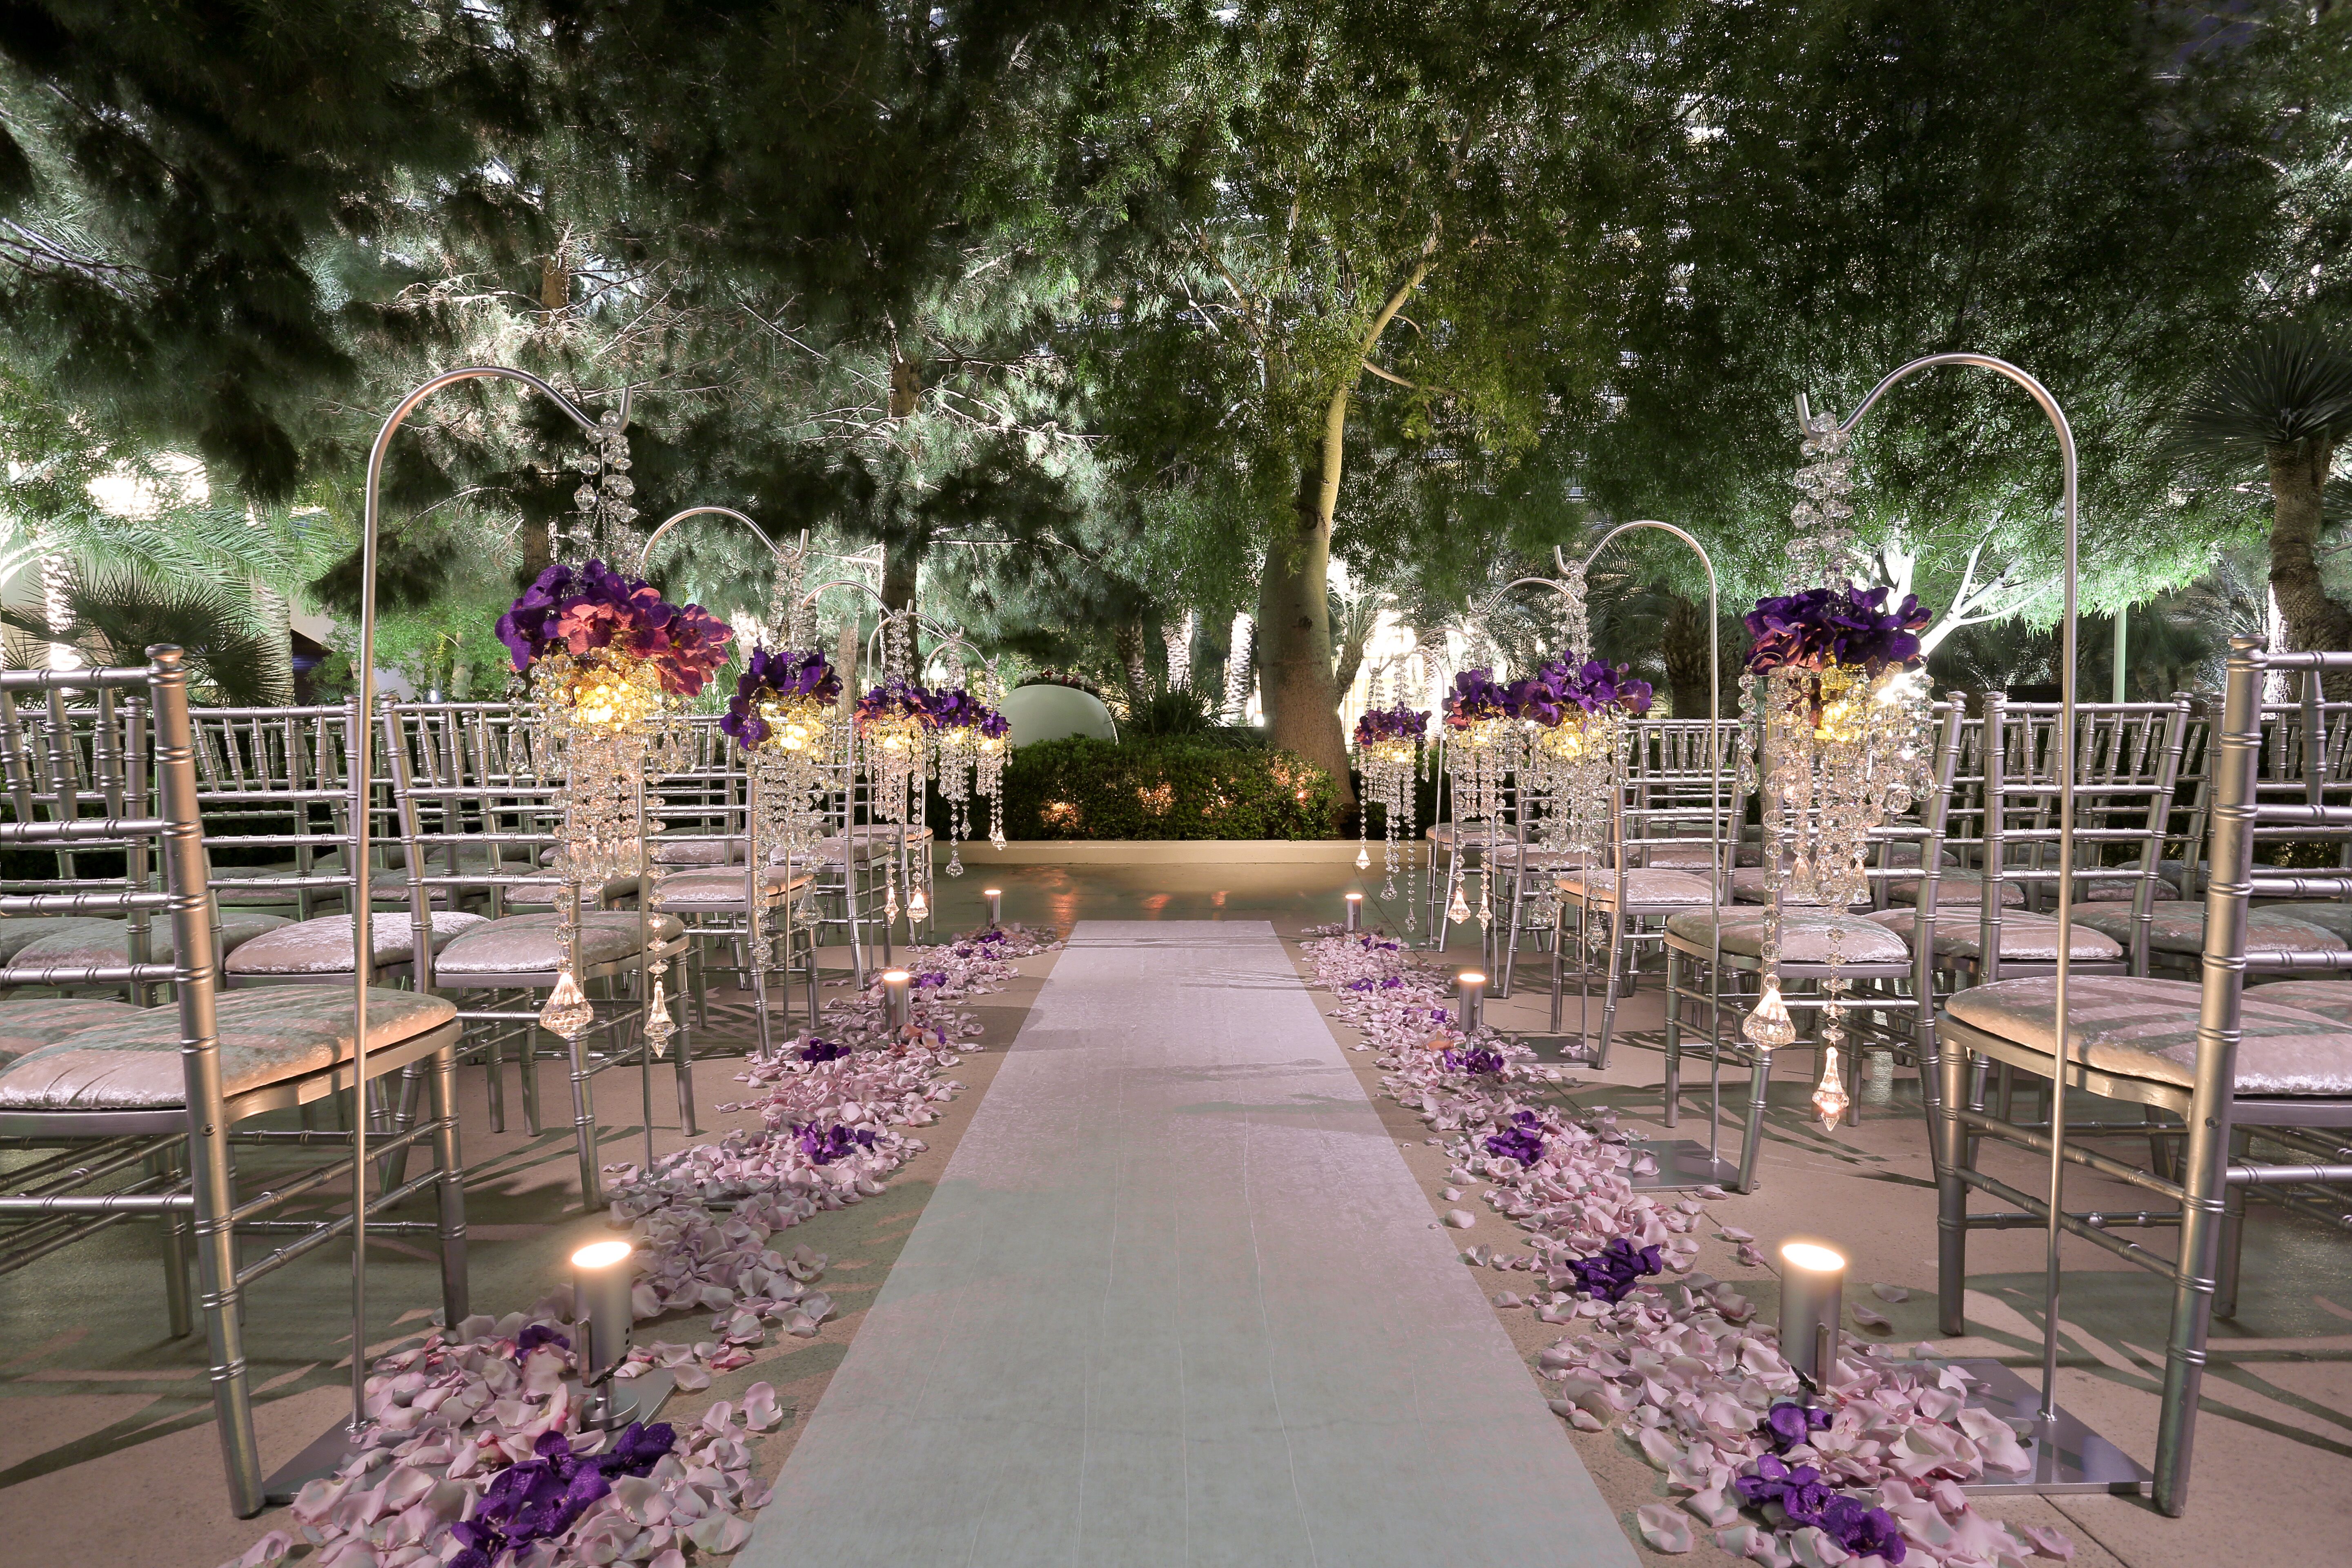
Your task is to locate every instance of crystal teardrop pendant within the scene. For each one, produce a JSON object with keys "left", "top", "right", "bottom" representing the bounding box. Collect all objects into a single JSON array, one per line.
[
  {"left": 1447, "top": 880, "right": 1470, "bottom": 926},
  {"left": 1742, "top": 980, "right": 1797, "bottom": 1049},
  {"left": 909, "top": 886, "right": 928, "bottom": 922},
  {"left": 1813, "top": 1034, "right": 1851, "bottom": 1127},
  {"left": 643, "top": 976, "right": 676, "bottom": 1060},
  {"left": 1356, "top": 845, "right": 1371, "bottom": 871},
  {"left": 539, "top": 966, "right": 595, "bottom": 1040},
  {"left": 884, "top": 874, "right": 900, "bottom": 920}
]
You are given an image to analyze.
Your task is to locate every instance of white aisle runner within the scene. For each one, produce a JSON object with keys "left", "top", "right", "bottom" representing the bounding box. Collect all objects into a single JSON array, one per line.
[{"left": 739, "top": 920, "right": 1635, "bottom": 1568}]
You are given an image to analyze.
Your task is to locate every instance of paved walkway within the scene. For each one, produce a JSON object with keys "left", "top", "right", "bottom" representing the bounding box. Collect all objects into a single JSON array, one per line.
[{"left": 740, "top": 920, "right": 1635, "bottom": 1568}]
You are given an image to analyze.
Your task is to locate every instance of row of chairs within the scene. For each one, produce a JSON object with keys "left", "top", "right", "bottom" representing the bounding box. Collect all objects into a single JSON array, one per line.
[
  {"left": 0, "top": 679, "right": 944, "bottom": 1513},
  {"left": 1437, "top": 661, "right": 2347, "bottom": 1516}
]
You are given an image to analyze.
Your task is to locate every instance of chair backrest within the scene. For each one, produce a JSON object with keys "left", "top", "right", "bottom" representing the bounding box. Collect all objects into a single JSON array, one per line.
[
  {"left": 380, "top": 701, "right": 570, "bottom": 926},
  {"left": 185, "top": 704, "right": 376, "bottom": 920},
  {"left": 1976, "top": 696, "right": 2193, "bottom": 976},
  {"left": 0, "top": 654, "right": 216, "bottom": 1011}
]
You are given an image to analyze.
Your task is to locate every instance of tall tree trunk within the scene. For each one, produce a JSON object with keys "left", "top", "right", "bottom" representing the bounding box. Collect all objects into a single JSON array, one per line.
[
  {"left": 1260, "top": 471, "right": 1352, "bottom": 807},
  {"left": 881, "top": 536, "right": 920, "bottom": 617},
  {"left": 2267, "top": 437, "right": 2352, "bottom": 695},
  {"left": 1662, "top": 594, "right": 1715, "bottom": 719}
]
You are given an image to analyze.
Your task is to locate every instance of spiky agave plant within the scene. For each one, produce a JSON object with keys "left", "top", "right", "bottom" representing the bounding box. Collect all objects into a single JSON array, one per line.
[{"left": 2166, "top": 323, "right": 2352, "bottom": 668}]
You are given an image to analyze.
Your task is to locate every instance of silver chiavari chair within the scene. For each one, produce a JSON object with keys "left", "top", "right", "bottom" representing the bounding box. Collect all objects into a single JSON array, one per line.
[
  {"left": 381, "top": 700, "right": 690, "bottom": 1207},
  {"left": 1931, "top": 637, "right": 2352, "bottom": 1517},
  {"left": 0, "top": 650, "right": 467, "bottom": 1517}
]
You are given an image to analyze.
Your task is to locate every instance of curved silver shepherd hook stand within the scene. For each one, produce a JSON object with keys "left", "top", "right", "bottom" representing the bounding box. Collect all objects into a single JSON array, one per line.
[
  {"left": 1799, "top": 353, "right": 2079, "bottom": 1425},
  {"left": 634, "top": 506, "right": 804, "bottom": 579},
  {"left": 1514, "top": 521, "right": 1723, "bottom": 1060},
  {"left": 348, "top": 367, "right": 621, "bottom": 1441}
]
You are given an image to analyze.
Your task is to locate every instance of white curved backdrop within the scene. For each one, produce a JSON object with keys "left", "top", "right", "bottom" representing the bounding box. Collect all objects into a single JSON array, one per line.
[{"left": 1000, "top": 682, "right": 1117, "bottom": 746}]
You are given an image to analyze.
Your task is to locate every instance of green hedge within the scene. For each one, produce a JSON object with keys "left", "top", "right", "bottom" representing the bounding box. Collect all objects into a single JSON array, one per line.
[{"left": 1002, "top": 735, "right": 1341, "bottom": 839}]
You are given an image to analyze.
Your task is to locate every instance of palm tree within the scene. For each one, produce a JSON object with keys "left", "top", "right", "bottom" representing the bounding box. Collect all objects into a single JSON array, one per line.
[{"left": 2167, "top": 325, "right": 2352, "bottom": 667}]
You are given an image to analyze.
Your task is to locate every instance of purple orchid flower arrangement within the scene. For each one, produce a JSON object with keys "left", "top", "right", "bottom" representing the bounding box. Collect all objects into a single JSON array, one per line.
[
  {"left": 1354, "top": 703, "right": 1430, "bottom": 748},
  {"left": 1735, "top": 1454, "right": 1908, "bottom": 1563},
  {"left": 1744, "top": 585, "right": 1931, "bottom": 677},
  {"left": 1761, "top": 1398, "right": 1833, "bottom": 1454},
  {"left": 1509, "top": 657, "right": 1655, "bottom": 727},
  {"left": 854, "top": 677, "right": 943, "bottom": 731},
  {"left": 448, "top": 1422, "right": 676, "bottom": 1568},
  {"left": 1443, "top": 668, "right": 1512, "bottom": 728},
  {"left": 496, "top": 559, "right": 735, "bottom": 696},
  {"left": 720, "top": 646, "right": 842, "bottom": 751},
  {"left": 1438, "top": 1044, "right": 1505, "bottom": 1076},
  {"left": 929, "top": 685, "right": 1011, "bottom": 736}
]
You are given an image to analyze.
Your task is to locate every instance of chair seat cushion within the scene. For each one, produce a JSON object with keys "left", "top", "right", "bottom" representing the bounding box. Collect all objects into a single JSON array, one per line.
[
  {"left": 652, "top": 836, "right": 743, "bottom": 866},
  {"left": 1867, "top": 908, "right": 2123, "bottom": 963},
  {"left": 657, "top": 868, "right": 804, "bottom": 909},
  {"left": 225, "top": 911, "right": 489, "bottom": 977},
  {"left": 842, "top": 824, "right": 931, "bottom": 844},
  {"left": 2074, "top": 905, "right": 2344, "bottom": 956},
  {"left": 1665, "top": 911, "right": 1909, "bottom": 964},
  {"left": 2259, "top": 902, "right": 2352, "bottom": 942},
  {"left": 1425, "top": 822, "right": 1513, "bottom": 849},
  {"left": 0, "top": 987, "right": 458, "bottom": 1110},
  {"left": 1726, "top": 866, "right": 1852, "bottom": 909},
  {"left": 1880, "top": 869, "right": 2027, "bottom": 908},
  {"left": 9, "top": 912, "right": 294, "bottom": 969},
  {"left": 1945, "top": 976, "right": 2352, "bottom": 1097},
  {"left": 1638, "top": 842, "right": 1762, "bottom": 869},
  {"left": 504, "top": 875, "right": 641, "bottom": 909},
  {"left": 1556, "top": 869, "right": 1717, "bottom": 906},
  {"left": 0, "top": 998, "right": 145, "bottom": 1070},
  {"left": 0, "top": 918, "right": 127, "bottom": 965},
  {"left": 432, "top": 912, "right": 684, "bottom": 978},
  {"left": 2245, "top": 979, "right": 2352, "bottom": 1024},
  {"left": 2079, "top": 874, "right": 2179, "bottom": 903}
]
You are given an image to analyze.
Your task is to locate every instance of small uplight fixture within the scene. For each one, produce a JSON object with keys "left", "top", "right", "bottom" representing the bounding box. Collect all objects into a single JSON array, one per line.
[
  {"left": 1345, "top": 891, "right": 1364, "bottom": 933},
  {"left": 1454, "top": 969, "right": 1486, "bottom": 1032},
  {"left": 983, "top": 888, "right": 1003, "bottom": 928},
  {"left": 1777, "top": 1237, "right": 1846, "bottom": 1389},
  {"left": 881, "top": 969, "right": 913, "bottom": 1029},
  {"left": 571, "top": 1238, "right": 636, "bottom": 1428}
]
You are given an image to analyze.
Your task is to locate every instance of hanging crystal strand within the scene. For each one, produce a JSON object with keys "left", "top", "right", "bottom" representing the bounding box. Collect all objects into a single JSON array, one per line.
[
  {"left": 1791, "top": 413, "right": 1859, "bottom": 590},
  {"left": 1813, "top": 920, "right": 1851, "bottom": 1127},
  {"left": 539, "top": 879, "right": 596, "bottom": 1039},
  {"left": 642, "top": 857, "right": 676, "bottom": 1059}
]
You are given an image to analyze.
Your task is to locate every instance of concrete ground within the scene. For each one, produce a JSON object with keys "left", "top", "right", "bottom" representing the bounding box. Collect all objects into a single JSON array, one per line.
[{"left": 2, "top": 853, "right": 2344, "bottom": 1566}]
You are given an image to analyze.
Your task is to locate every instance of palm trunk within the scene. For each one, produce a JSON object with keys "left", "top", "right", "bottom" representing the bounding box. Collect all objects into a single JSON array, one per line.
[
  {"left": 2266, "top": 437, "right": 2352, "bottom": 695},
  {"left": 1662, "top": 594, "right": 1713, "bottom": 718},
  {"left": 1115, "top": 618, "right": 1152, "bottom": 710}
]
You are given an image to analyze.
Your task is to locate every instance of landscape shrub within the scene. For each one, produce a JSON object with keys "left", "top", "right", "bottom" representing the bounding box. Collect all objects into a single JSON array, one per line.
[{"left": 1002, "top": 734, "right": 1339, "bottom": 839}]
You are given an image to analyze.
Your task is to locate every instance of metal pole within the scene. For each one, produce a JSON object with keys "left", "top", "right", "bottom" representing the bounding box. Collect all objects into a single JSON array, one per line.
[
  {"left": 352, "top": 367, "right": 612, "bottom": 1438},
  {"left": 1799, "top": 352, "right": 2078, "bottom": 1422}
]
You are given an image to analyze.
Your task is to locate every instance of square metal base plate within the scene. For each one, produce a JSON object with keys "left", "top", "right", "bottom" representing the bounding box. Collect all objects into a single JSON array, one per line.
[
  {"left": 263, "top": 1370, "right": 677, "bottom": 1503},
  {"left": 1952, "top": 1359, "right": 2150, "bottom": 1496},
  {"left": 1623, "top": 1138, "right": 1743, "bottom": 1192}
]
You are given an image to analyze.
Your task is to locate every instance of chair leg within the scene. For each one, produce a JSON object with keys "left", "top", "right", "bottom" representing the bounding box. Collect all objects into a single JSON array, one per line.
[
  {"left": 1936, "top": 1040, "right": 1970, "bottom": 1336},
  {"left": 566, "top": 1022, "right": 602, "bottom": 1212},
  {"left": 484, "top": 1028, "right": 506, "bottom": 1135},
  {"left": 1596, "top": 913, "right": 1624, "bottom": 1071},
  {"left": 1734, "top": 1042, "right": 1772, "bottom": 1194},
  {"left": 429, "top": 1041, "right": 469, "bottom": 1327},
  {"left": 520, "top": 1014, "right": 545, "bottom": 1137},
  {"left": 2213, "top": 1126, "right": 2251, "bottom": 1321},
  {"left": 187, "top": 1114, "right": 262, "bottom": 1515},
  {"left": 673, "top": 998, "right": 699, "bottom": 1137},
  {"left": 157, "top": 1144, "right": 194, "bottom": 1339},
  {"left": 1548, "top": 900, "right": 1566, "bottom": 1033},
  {"left": 1662, "top": 948, "right": 1682, "bottom": 1128}
]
